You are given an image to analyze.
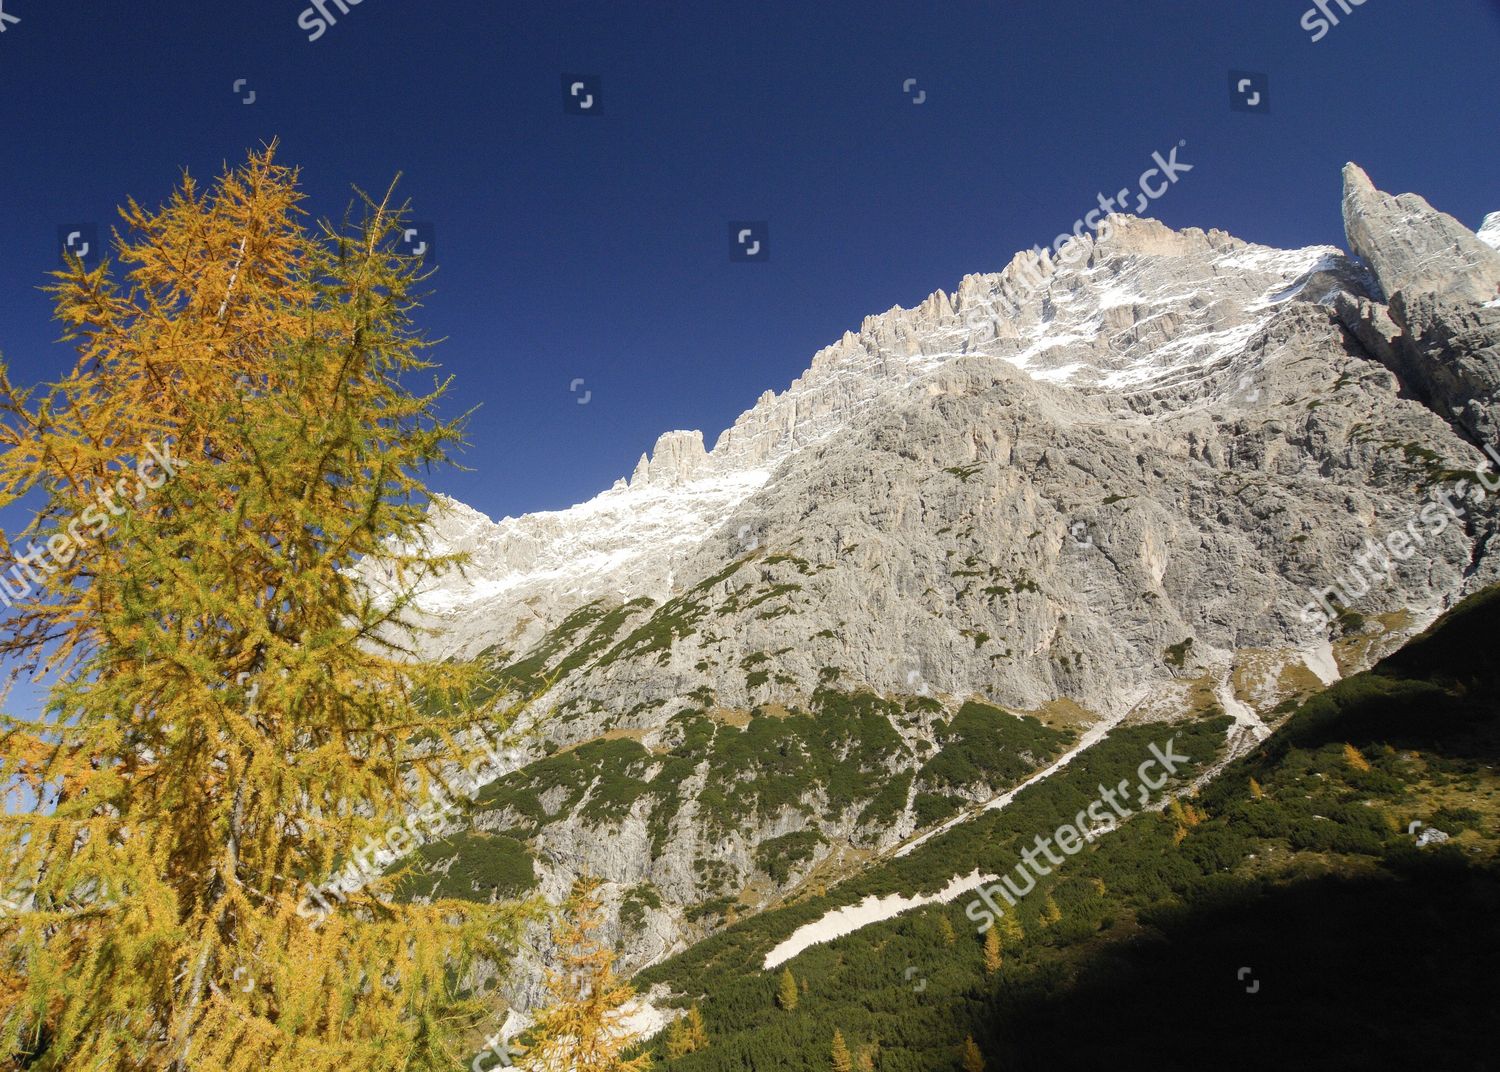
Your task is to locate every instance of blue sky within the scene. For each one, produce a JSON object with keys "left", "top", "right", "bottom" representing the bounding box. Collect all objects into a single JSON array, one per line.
[{"left": 0, "top": 0, "right": 1497, "bottom": 523}]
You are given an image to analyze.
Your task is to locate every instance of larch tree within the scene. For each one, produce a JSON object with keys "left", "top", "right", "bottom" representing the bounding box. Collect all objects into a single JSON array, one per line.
[
  {"left": 830, "top": 1030, "right": 853, "bottom": 1072},
  {"left": 663, "top": 1005, "right": 706, "bottom": 1060},
  {"left": 994, "top": 908, "right": 1024, "bottom": 949},
  {"left": 982, "top": 926, "right": 1002, "bottom": 976},
  {"left": 938, "top": 915, "right": 957, "bottom": 945},
  {"left": 523, "top": 878, "right": 650, "bottom": 1072},
  {"left": 776, "top": 968, "right": 799, "bottom": 1011},
  {"left": 0, "top": 147, "right": 533, "bottom": 1071},
  {"left": 960, "top": 1035, "right": 986, "bottom": 1072}
]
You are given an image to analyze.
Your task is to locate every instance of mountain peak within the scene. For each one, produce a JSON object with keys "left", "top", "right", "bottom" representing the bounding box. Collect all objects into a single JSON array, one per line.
[
  {"left": 1342, "top": 162, "right": 1500, "bottom": 304},
  {"left": 630, "top": 430, "right": 709, "bottom": 488},
  {"left": 1342, "top": 161, "right": 1378, "bottom": 197},
  {"left": 399, "top": 164, "right": 1493, "bottom": 668}
]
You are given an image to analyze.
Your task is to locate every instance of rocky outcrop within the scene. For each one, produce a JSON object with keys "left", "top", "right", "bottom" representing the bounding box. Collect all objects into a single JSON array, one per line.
[
  {"left": 1341, "top": 162, "right": 1500, "bottom": 305},
  {"left": 630, "top": 430, "right": 709, "bottom": 488},
  {"left": 1336, "top": 164, "right": 1500, "bottom": 446}
]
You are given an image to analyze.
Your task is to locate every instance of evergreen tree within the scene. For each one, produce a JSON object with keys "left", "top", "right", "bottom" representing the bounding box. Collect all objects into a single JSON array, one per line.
[
  {"left": 683, "top": 1007, "right": 708, "bottom": 1052},
  {"left": 996, "top": 909, "right": 1025, "bottom": 947},
  {"left": 1039, "top": 895, "right": 1063, "bottom": 928},
  {"left": 938, "top": 916, "right": 957, "bottom": 945},
  {"left": 664, "top": 1006, "right": 707, "bottom": 1059},
  {"left": 664, "top": 1020, "right": 688, "bottom": 1061},
  {"left": 983, "top": 926, "right": 1002, "bottom": 975},
  {"left": 961, "top": 1035, "right": 986, "bottom": 1072},
  {"left": 831, "top": 1030, "right": 853, "bottom": 1072},
  {"left": 525, "top": 878, "right": 651, "bottom": 1072},
  {"left": 0, "top": 146, "right": 530, "bottom": 1070},
  {"left": 1171, "top": 799, "right": 1190, "bottom": 846},
  {"left": 777, "top": 969, "right": 799, "bottom": 1011}
]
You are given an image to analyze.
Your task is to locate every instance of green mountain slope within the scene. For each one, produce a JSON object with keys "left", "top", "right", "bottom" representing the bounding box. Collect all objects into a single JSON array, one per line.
[{"left": 631, "top": 586, "right": 1500, "bottom": 1071}]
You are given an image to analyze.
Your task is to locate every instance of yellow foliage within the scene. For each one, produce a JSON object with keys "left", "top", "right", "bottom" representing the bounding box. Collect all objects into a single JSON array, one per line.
[
  {"left": 961, "top": 1035, "right": 986, "bottom": 1072},
  {"left": 0, "top": 147, "right": 536, "bottom": 1070},
  {"left": 982, "top": 926, "right": 1001, "bottom": 975},
  {"left": 1344, "top": 743, "right": 1372, "bottom": 772},
  {"left": 938, "top": 915, "right": 957, "bottom": 945},
  {"left": 777, "top": 969, "right": 799, "bottom": 1011},
  {"left": 664, "top": 1006, "right": 707, "bottom": 1060},
  {"left": 1168, "top": 799, "right": 1202, "bottom": 827},
  {"left": 525, "top": 879, "right": 651, "bottom": 1072},
  {"left": 996, "top": 910, "right": 1024, "bottom": 945},
  {"left": 831, "top": 1030, "right": 853, "bottom": 1072}
]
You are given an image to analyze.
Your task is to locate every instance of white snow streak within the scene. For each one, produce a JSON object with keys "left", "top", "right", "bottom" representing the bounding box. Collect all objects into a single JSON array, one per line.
[{"left": 762, "top": 869, "right": 997, "bottom": 971}]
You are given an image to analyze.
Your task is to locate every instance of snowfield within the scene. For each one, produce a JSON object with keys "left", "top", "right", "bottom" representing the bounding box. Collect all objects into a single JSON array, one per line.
[{"left": 762, "top": 869, "right": 998, "bottom": 971}]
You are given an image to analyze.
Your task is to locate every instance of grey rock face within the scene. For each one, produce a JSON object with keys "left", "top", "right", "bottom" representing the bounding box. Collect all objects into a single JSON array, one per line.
[
  {"left": 404, "top": 166, "right": 1500, "bottom": 1014},
  {"left": 1336, "top": 165, "right": 1500, "bottom": 445},
  {"left": 631, "top": 430, "right": 710, "bottom": 487},
  {"left": 1342, "top": 162, "right": 1500, "bottom": 305}
]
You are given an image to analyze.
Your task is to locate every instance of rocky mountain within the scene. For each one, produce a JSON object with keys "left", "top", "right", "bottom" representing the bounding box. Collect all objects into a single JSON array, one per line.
[{"left": 388, "top": 166, "right": 1500, "bottom": 1018}]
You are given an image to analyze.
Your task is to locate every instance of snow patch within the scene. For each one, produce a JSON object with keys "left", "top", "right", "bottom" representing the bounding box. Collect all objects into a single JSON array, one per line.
[
  {"left": 1214, "top": 677, "right": 1269, "bottom": 744},
  {"left": 1478, "top": 211, "right": 1500, "bottom": 251},
  {"left": 493, "top": 984, "right": 680, "bottom": 1052},
  {"left": 762, "top": 869, "right": 997, "bottom": 971},
  {"left": 1301, "top": 639, "right": 1341, "bottom": 686},
  {"left": 617, "top": 986, "right": 683, "bottom": 1043}
]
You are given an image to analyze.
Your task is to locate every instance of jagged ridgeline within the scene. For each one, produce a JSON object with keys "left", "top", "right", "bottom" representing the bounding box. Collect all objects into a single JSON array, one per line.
[{"left": 375, "top": 165, "right": 1500, "bottom": 1036}]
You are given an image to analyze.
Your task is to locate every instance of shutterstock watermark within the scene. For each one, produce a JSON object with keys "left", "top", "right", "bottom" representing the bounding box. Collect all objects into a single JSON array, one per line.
[
  {"left": 960, "top": 142, "right": 1193, "bottom": 334},
  {"left": 471, "top": 1031, "right": 524, "bottom": 1071},
  {"left": 1040, "top": 142, "right": 1193, "bottom": 268},
  {"left": 1301, "top": 0, "right": 1371, "bottom": 43},
  {"left": 295, "top": 725, "right": 521, "bottom": 925},
  {"left": 0, "top": 439, "right": 186, "bottom": 610},
  {"left": 964, "top": 736, "right": 1191, "bottom": 933},
  {"left": 297, "top": 0, "right": 368, "bottom": 42},
  {"left": 1299, "top": 444, "right": 1500, "bottom": 629}
]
